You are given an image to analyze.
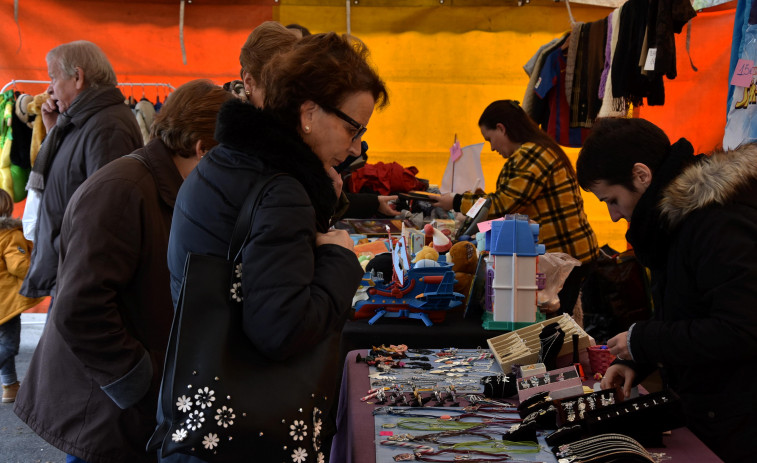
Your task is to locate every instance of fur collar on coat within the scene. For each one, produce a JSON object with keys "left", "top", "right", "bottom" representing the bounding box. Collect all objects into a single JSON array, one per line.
[
  {"left": 0, "top": 216, "right": 22, "bottom": 231},
  {"left": 627, "top": 140, "right": 757, "bottom": 269},
  {"left": 214, "top": 99, "right": 336, "bottom": 231},
  {"left": 659, "top": 142, "right": 757, "bottom": 228}
]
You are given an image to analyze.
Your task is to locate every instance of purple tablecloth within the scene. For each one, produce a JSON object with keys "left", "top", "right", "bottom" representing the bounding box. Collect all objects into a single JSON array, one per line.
[{"left": 330, "top": 350, "right": 724, "bottom": 463}]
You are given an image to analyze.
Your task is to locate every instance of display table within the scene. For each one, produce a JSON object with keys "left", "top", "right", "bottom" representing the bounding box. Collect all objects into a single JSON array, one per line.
[{"left": 330, "top": 349, "right": 724, "bottom": 463}]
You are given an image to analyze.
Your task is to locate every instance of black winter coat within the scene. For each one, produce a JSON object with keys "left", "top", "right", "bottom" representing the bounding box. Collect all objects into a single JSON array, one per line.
[
  {"left": 21, "top": 88, "right": 143, "bottom": 297},
  {"left": 624, "top": 140, "right": 757, "bottom": 463},
  {"left": 166, "top": 100, "right": 363, "bottom": 462}
]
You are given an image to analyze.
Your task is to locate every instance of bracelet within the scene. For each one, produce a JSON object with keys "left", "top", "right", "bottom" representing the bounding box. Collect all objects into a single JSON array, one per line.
[{"left": 397, "top": 418, "right": 481, "bottom": 431}]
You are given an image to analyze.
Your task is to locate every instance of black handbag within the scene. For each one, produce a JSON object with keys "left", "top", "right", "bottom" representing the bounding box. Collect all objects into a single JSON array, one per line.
[{"left": 148, "top": 174, "right": 339, "bottom": 462}]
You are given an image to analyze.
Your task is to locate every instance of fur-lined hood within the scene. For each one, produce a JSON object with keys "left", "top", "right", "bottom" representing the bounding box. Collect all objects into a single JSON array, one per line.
[
  {"left": 660, "top": 143, "right": 757, "bottom": 228},
  {"left": 0, "top": 216, "right": 22, "bottom": 231}
]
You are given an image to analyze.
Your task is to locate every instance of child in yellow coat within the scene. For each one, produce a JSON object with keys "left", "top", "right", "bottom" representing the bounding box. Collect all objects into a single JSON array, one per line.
[{"left": 0, "top": 189, "right": 44, "bottom": 402}]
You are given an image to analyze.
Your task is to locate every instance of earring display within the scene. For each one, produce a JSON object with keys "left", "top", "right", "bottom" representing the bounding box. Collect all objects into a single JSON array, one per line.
[
  {"left": 517, "top": 365, "right": 584, "bottom": 402},
  {"left": 556, "top": 389, "right": 617, "bottom": 426},
  {"left": 584, "top": 389, "right": 686, "bottom": 447},
  {"left": 362, "top": 346, "right": 504, "bottom": 396}
]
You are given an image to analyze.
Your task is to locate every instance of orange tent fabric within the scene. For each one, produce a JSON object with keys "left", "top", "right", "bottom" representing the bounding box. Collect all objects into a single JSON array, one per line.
[
  {"left": 638, "top": 4, "right": 736, "bottom": 153},
  {"left": 0, "top": 0, "right": 274, "bottom": 99}
]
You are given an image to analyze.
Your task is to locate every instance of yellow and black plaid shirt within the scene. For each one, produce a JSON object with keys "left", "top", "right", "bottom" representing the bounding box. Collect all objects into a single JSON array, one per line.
[{"left": 459, "top": 142, "right": 599, "bottom": 263}]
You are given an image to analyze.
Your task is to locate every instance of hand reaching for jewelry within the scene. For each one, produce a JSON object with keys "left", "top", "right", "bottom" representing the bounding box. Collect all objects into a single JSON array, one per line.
[
  {"left": 606, "top": 331, "right": 630, "bottom": 361},
  {"left": 600, "top": 363, "right": 636, "bottom": 401},
  {"left": 377, "top": 195, "right": 399, "bottom": 216}
]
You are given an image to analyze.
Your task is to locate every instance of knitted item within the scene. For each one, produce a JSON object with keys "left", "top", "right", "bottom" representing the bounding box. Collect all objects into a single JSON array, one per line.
[{"left": 27, "top": 93, "right": 49, "bottom": 167}]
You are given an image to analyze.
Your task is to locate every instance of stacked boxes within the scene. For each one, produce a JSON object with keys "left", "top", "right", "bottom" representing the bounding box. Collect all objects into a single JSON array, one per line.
[{"left": 489, "top": 215, "right": 545, "bottom": 323}]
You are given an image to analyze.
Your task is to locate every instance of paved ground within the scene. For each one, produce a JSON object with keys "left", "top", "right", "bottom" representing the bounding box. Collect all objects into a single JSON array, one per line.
[{"left": 0, "top": 313, "right": 66, "bottom": 462}]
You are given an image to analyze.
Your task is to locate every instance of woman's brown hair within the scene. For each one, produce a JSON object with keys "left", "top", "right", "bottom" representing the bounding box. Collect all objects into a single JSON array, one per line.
[
  {"left": 239, "top": 21, "right": 298, "bottom": 83},
  {"left": 479, "top": 100, "right": 575, "bottom": 177},
  {"left": 261, "top": 32, "right": 388, "bottom": 131},
  {"left": 150, "top": 79, "right": 234, "bottom": 158},
  {"left": 0, "top": 189, "right": 13, "bottom": 218}
]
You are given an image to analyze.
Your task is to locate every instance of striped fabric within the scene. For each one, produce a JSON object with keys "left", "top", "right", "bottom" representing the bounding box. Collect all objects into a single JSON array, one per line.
[{"left": 459, "top": 142, "right": 599, "bottom": 264}]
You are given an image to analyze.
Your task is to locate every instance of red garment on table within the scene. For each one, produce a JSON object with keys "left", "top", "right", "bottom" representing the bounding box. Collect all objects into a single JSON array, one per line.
[{"left": 348, "top": 162, "right": 425, "bottom": 195}]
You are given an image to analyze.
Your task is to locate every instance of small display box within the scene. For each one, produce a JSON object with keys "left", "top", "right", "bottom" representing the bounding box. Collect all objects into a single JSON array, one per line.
[
  {"left": 519, "top": 363, "right": 546, "bottom": 377},
  {"left": 517, "top": 365, "right": 583, "bottom": 402}
]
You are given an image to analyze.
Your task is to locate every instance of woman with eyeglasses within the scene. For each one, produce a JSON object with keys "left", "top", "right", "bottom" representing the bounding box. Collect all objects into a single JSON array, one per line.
[
  {"left": 434, "top": 99, "right": 599, "bottom": 316},
  {"left": 163, "top": 33, "right": 388, "bottom": 462}
]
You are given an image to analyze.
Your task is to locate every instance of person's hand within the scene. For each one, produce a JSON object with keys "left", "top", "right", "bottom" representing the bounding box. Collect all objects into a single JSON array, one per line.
[
  {"left": 433, "top": 193, "right": 455, "bottom": 211},
  {"left": 606, "top": 331, "right": 630, "bottom": 361},
  {"left": 41, "top": 97, "right": 60, "bottom": 132},
  {"left": 326, "top": 166, "right": 343, "bottom": 198},
  {"left": 316, "top": 229, "right": 354, "bottom": 250},
  {"left": 537, "top": 299, "right": 561, "bottom": 316},
  {"left": 600, "top": 363, "right": 636, "bottom": 400},
  {"left": 377, "top": 195, "right": 399, "bottom": 216}
]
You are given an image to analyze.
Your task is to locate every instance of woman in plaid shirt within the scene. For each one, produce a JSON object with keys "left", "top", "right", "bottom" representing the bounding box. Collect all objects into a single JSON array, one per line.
[{"left": 435, "top": 100, "right": 599, "bottom": 314}]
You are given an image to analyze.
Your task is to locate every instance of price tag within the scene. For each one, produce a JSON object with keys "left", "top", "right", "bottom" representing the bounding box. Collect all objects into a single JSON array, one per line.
[
  {"left": 466, "top": 197, "right": 487, "bottom": 218},
  {"left": 730, "top": 59, "right": 754, "bottom": 87},
  {"left": 643, "top": 48, "right": 657, "bottom": 71}
]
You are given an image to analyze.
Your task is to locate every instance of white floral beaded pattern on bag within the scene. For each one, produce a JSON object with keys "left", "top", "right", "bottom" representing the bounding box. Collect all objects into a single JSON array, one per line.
[
  {"left": 230, "top": 263, "right": 243, "bottom": 302},
  {"left": 169, "top": 383, "right": 324, "bottom": 460},
  {"left": 169, "top": 264, "right": 325, "bottom": 462}
]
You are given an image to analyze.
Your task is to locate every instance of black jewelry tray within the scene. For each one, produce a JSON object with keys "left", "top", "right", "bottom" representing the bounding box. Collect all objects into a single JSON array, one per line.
[{"left": 583, "top": 389, "right": 686, "bottom": 447}]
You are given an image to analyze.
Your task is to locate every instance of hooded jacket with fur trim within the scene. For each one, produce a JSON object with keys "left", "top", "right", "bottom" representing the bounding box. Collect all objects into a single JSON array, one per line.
[
  {"left": 0, "top": 217, "right": 43, "bottom": 325},
  {"left": 625, "top": 140, "right": 757, "bottom": 461}
]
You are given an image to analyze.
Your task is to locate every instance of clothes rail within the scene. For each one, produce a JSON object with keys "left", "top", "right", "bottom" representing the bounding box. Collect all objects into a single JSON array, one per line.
[
  {"left": 1, "top": 80, "right": 176, "bottom": 94},
  {"left": 1, "top": 80, "right": 50, "bottom": 93},
  {"left": 117, "top": 83, "right": 175, "bottom": 90}
]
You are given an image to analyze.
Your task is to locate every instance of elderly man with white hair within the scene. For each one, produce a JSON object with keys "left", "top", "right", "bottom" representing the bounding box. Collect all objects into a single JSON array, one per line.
[{"left": 20, "top": 40, "right": 142, "bottom": 303}]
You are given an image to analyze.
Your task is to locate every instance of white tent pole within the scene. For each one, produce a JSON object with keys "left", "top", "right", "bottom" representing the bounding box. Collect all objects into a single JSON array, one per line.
[{"left": 346, "top": 0, "right": 351, "bottom": 36}]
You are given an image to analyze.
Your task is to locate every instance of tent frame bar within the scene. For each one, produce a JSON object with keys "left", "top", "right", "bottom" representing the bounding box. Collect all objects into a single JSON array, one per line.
[{"left": 1, "top": 80, "right": 176, "bottom": 94}]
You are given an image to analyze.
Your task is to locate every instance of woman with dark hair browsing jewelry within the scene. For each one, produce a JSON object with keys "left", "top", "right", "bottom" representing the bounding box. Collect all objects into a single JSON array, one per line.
[
  {"left": 434, "top": 100, "right": 599, "bottom": 315},
  {"left": 577, "top": 117, "right": 757, "bottom": 463},
  {"left": 164, "top": 33, "right": 388, "bottom": 462}
]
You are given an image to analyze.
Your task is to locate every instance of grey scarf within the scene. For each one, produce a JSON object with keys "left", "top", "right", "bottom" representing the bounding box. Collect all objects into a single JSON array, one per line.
[{"left": 26, "top": 86, "right": 125, "bottom": 193}]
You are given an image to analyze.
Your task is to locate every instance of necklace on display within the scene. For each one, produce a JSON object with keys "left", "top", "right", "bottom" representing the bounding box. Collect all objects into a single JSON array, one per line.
[{"left": 393, "top": 447, "right": 539, "bottom": 462}]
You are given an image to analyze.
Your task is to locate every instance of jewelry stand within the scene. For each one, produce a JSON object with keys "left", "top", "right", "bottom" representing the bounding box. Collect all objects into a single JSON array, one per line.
[{"left": 487, "top": 314, "right": 591, "bottom": 372}]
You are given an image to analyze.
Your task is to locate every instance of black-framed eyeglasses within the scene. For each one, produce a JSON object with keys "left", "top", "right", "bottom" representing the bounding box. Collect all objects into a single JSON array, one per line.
[{"left": 322, "top": 105, "right": 367, "bottom": 142}]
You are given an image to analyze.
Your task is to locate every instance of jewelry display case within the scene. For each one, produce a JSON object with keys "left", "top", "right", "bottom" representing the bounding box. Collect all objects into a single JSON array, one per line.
[{"left": 487, "top": 314, "right": 591, "bottom": 372}]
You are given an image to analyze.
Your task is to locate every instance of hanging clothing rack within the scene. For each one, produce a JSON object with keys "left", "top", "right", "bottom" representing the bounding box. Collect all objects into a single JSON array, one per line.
[
  {"left": 117, "top": 83, "right": 175, "bottom": 91},
  {"left": 1, "top": 80, "right": 176, "bottom": 94},
  {"left": 1, "top": 79, "right": 49, "bottom": 93}
]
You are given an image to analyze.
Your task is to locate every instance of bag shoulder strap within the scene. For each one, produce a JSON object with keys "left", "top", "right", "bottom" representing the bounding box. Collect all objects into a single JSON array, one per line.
[{"left": 228, "top": 173, "right": 287, "bottom": 262}]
